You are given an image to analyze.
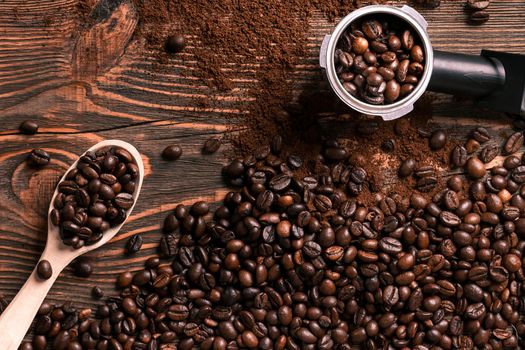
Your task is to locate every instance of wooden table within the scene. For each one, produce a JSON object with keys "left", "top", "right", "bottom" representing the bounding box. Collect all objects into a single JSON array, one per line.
[{"left": 0, "top": 0, "right": 524, "bottom": 341}]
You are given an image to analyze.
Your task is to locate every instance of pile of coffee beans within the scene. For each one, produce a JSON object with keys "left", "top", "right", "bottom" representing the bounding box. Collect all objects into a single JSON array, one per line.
[
  {"left": 466, "top": 0, "right": 490, "bottom": 24},
  {"left": 335, "top": 15, "right": 425, "bottom": 105},
  {"left": 50, "top": 147, "right": 139, "bottom": 249},
  {"left": 21, "top": 302, "right": 92, "bottom": 350},
  {"left": 25, "top": 130, "right": 525, "bottom": 349}
]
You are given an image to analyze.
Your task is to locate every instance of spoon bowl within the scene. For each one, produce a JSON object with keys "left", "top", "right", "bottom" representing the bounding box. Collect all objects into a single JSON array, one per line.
[{"left": 0, "top": 139, "right": 144, "bottom": 349}]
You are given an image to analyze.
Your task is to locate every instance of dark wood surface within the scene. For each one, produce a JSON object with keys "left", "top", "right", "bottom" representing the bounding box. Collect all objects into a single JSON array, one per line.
[{"left": 0, "top": 0, "right": 525, "bottom": 341}]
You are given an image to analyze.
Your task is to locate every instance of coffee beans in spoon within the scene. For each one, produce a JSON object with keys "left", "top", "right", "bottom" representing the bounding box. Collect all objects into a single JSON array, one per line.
[
  {"left": 50, "top": 147, "right": 139, "bottom": 249},
  {"left": 335, "top": 16, "right": 425, "bottom": 104}
]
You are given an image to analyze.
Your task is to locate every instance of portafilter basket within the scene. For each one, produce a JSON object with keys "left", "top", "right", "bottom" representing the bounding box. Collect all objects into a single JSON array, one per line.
[{"left": 320, "top": 5, "right": 525, "bottom": 120}]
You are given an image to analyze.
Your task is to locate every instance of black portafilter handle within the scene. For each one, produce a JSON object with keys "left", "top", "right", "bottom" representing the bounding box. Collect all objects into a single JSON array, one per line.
[{"left": 428, "top": 50, "right": 525, "bottom": 116}]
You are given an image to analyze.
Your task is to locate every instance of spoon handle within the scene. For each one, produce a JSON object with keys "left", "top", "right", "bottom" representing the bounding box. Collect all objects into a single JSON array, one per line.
[{"left": 0, "top": 256, "right": 67, "bottom": 349}]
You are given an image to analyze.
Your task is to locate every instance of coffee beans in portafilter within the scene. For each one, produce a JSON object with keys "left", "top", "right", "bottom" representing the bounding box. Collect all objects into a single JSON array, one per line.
[
  {"left": 30, "top": 132, "right": 525, "bottom": 349},
  {"left": 50, "top": 147, "right": 138, "bottom": 249},
  {"left": 335, "top": 15, "right": 425, "bottom": 105}
]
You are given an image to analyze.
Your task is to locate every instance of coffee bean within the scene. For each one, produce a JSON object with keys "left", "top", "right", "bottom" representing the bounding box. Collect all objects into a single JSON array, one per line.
[
  {"left": 126, "top": 234, "right": 143, "bottom": 254},
  {"left": 467, "top": 0, "right": 490, "bottom": 10},
  {"left": 480, "top": 143, "right": 499, "bottom": 163},
  {"left": 162, "top": 145, "right": 182, "bottom": 160},
  {"left": 28, "top": 149, "right": 50, "bottom": 167},
  {"left": 399, "top": 158, "right": 416, "bottom": 177},
  {"left": 470, "top": 10, "right": 490, "bottom": 23},
  {"left": 37, "top": 260, "right": 52, "bottom": 280},
  {"left": 471, "top": 127, "right": 490, "bottom": 143},
  {"left": 429, "top": 130, "right": 447, "bottom": 150},
  {"left": 203, "top": 137, "right": 222, "bottom": 154},
  {"left": 19, "top": 120, "right": 39, "bottom": 134},
  {"left": 73, "top": 259, "right": 93, "bottom": 278},
  {"left": 504, "top": 131, "right": 523, "bottom": 154},
  {"left": 115, "top": 193, "right": 134, "bottom": 209},
  {"left": 416, "top": 176, "right": 437, "bottom": 192},
  {"left": 92, "top": 286, "right": 104, "bottom": 299},
  {"left": 466, "top": 157, "right": 486, "bottom": 178},
  {"left": 465, "top": 303, "right": 486, "bottom": 319},
  {"left": 379, "top": 237, "right": 402, "bottom": 254},
  {"left": 451, "top": 145, "right": 467, "bottom": 167},
  {"left": 165, "top": 34, "right": 185, "bottom": 53}
]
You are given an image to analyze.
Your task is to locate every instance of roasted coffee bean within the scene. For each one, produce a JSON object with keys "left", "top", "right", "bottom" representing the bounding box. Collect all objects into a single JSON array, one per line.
[
  {"left": 19, "top": 120, "right": 39, "bottom": 134},
  {"left": 73, "top": 259, "right": 93, "bottom": 278},
  {"left": 126, "top": 234, "right": 143, "bottom": 254},
  {"left": 466, "top": 157, "right": 486, "bottom": 178},
  {"left": 379, "top": 237, "right": 402, "bottom": 254},
  {"left": 470, "top": 10, "right": 490, "bottom": 24},
  {"left": 480, "top": 143, "right": 499, "bottom": 163},
  {"left": 451, "top": 145, "right": 467, "bottom": 167},
  {"left": 416, "top": 176, "right": 437, "bottom": 192},
  {"left": 467, "top": 0, "right": 490, "bottom": 10},
  {"left": 471, "top": 127, "right": 491, "bottom": 142},
  {"left": 203, "top": 137, "right": 222, "bottom": 154},
  {"left": 399, "top": 158, "right": 416, "bottom": 177},
  {"left": 115, "top": 193, "right": 134, "bottom": 209},
  {"left": 504, "top": 131, "right": 523, "bottom": 154},
  {"left": 28, "top": 149, "right": 50, "bottom": 166},
  {"left": 92, "top": 286, "right": 104, "bottom": 299},
  {"left": 37, "top": 260, "right": 52, "bottom": 280},
  {"left": 429, "top": 130, "right": 446, "bottom": 150},
  {"left": 165, "top": 34, "right": 185, "bottom": 53},
  {"left": 162, "top": 145, "right": 182, "bottom": 160}
]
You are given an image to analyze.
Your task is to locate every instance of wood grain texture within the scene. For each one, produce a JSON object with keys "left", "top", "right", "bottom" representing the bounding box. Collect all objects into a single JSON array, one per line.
[{"left": 0, "top": 0, "right": 524, "bottom": 342}]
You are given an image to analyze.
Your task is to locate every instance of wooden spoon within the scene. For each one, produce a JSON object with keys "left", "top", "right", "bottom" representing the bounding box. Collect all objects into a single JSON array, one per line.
[{"left": 0, "top": 140, "right": 144, "bottom": 349}]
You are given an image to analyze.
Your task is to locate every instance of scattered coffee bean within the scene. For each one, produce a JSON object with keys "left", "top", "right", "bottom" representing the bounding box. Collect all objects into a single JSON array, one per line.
[
  {"left": 28, "top": 149, "right": 50, "bottom": 167},
  {"left": 480, "top": 143, "right": 499, "bottom": 163},
  {"left": 202, "top": 137, "right": 221, "bottom": 154},
  {"left": 467, "top": 0, "right": 490, "bottom": 10},
  {"left": 73, "top": 259, "right": 93, "bottom": 278},
  {"left": 165, "top": 34, "right": 185, "bottom": 53},
  {"left": 451, "top": 145, "right": 468, "bottom": 167},
  {"left": 504, "top": 131, "right": 524, "bottom": 155},
  {"left": 19, "top": 120, "right": 39, "bottom": 135},
  {"left": 399, "top": 158, "right": 416, "bottom": 177},
  {"left": 429, "top": 129, "right": 447, "bottom": 150},
  {"left": 470, "top": 9, "right": 490, "bottom": 23},
  {"left": 162, "top": 145, "right": 182, "bottom": 161},
  {"left": 125, "top": 234, "right": 143, "bottom": 254},
  {"left": 466, "top": 156, "right": 486, "bottom": 178},
  {"left": 37, "top": 260, "right": 52, "bottom": 280},
  {"left": 91, "top": 286, "right": 104, "bottom": 299}
]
